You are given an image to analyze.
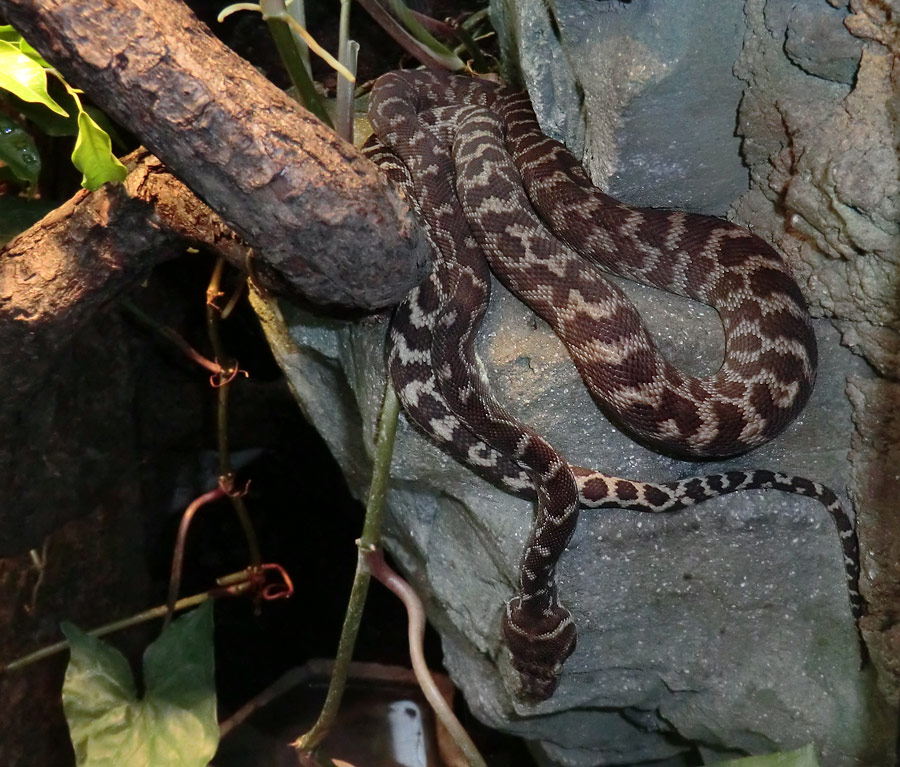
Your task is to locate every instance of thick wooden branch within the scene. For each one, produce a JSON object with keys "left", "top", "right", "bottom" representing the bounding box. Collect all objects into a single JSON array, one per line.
[
  {"left": 0, "top": 149, "right": 246, "bottom": 410},
  {"left": 0, "top": 0, "right": 428, "bottom": 310}
]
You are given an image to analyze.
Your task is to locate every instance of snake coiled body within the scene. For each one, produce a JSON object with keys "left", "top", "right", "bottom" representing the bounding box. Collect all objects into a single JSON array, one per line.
[{"left": 366, "top": 69, "right": 863, "bottom": 700}]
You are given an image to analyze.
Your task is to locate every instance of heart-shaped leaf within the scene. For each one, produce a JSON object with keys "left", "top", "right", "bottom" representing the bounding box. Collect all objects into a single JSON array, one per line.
[{"left": 61, "top": 602, "right": 218, "bottom": 767}]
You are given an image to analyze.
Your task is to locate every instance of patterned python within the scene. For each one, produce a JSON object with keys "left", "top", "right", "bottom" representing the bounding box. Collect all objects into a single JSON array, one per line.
[{"left": 365, "top": 69, "right": 864, "bottom": 700}]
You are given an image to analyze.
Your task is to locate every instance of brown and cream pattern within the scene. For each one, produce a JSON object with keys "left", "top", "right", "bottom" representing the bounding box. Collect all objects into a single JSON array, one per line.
[{"left": 365, "top": 69, "right": 863, "bottom": 701}]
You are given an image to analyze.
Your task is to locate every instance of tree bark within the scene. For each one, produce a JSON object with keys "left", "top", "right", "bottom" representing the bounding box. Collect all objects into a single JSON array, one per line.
[
  {"left": 0, "top": 149, "right": 252, "bottom": 412},
  {"left": 0, "top": 0, "right": 428, "bottom": 310}
]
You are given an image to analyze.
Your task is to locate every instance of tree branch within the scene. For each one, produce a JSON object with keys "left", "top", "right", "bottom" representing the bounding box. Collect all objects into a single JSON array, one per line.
[
  {"left": 0, "top": 0, "right": 428, "bottom": 310},
  {"left": 0, "top": 150, "right": 239, "bottom": 410}
]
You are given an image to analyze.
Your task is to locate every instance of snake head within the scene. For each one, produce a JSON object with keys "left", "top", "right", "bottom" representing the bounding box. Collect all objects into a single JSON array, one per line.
[{"left": 502, "top": 597, "right": 577, "bottom": 701}]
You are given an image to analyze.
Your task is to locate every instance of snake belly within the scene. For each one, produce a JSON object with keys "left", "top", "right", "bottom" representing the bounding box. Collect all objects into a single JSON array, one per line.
[{"left": 366, "top": 69, "right": 864, "bottom": 701}]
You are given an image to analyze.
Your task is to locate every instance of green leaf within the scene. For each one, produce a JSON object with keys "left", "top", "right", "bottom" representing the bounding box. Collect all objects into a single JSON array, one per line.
[
  {"left": 72, "top": 110, "right": 128, "bottom": 190},
  {"left": 16, "top": 37, "right": 51, "bottom": 68},
  {"left": 0, "top": 26, "right": 52, "bottom": 67},
  {"left": 2, "top": 87, "right": 80, "bottom": 137},
  {"left": 0, "top": 40, "right": 67, "bottom": 115},
  {"left": 0, "top": 113, "right": 40, "bottom": 183},
  {"left": 61, "top": 602, "right": 219, "bottom": 767},
  {"left": 714, "top": 743, "right": 820, "bottom": 767},
  {"left": 84, "top": 106, "right": 127, "bottom": 151}
]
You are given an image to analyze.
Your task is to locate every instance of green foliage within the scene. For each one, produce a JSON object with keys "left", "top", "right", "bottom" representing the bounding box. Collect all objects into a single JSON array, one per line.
[
  {"left": 72, "top": 110, "right": 128, "bottom": 190},
  {"left": 61, "top": 603, "right": 219, "bottom": 767},
  {"left": 0, "top": 37, "right": 66, "bottom": 114},
  {"left": 0, "top": 24, "right": 51, "bottom": 67},
  {"left": 5, "top": 85, "right": 80, "bottom": 136},
  {"left": 0, "top": 112, "right": 40, "bottom": 183},
  {"left": 0, "top": 24, "right": 127, "bottom": 191},
  {"left": 715, "top": 743, "right": 820, "bottom": 767}
]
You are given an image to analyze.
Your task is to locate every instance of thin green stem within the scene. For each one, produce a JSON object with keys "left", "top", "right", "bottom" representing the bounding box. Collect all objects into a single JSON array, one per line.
[
  {"left": 265, "top": 16, "right": 334, "bottom": 127},
  {"left": 405, "top": 8, "right": 490, "bottom": 71},
  {"left": 221, "top": 277, "right": 247, "bottom": 320},
  {"left": 2, "top": 580, "right": 253, "bottom": 674},
  {"left": 292, "top": 385, "right": 400, "bottom": 754},
  {"left": 216, "top": 375, "right": 231, "bottom": 477},
  {"left": 359, "top": 386, "right": 400, "bottom": 547},
  {"left": 354, "top": 0, "right": 464, "bottom": 70},
  {"left": 451, "top": 19, "right": 489, "bottom": 72},
  {"left": 231, "top": 495, "right": 262, "bottom": 568},
  {"left": 206, "top": 257, "right": 228, "bottom": 365},
  {"left": 386, "top": 0, "right": 461, "bottom": 64},
  {"left": 334, "top": 0, "right": 357, "bottom": 143}
]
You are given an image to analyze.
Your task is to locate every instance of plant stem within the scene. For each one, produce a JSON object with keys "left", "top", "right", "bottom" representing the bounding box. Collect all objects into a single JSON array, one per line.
[
  {"left": 366, "top": 549, "right": 488, "bottom": 767},
  {"left": 334, "top": 0, "right": 357, "bottom": 143},
  {"left": 334, "top": 40, "right": 358, "bottom": 144},
  {"left": 264, "top": 15, "right": 334, "bottom": 127},
  {"left": 451, "top": 18, "right": 489, "bottom": 73},
  {"left": 386, "top": 0, "right": 461, "bottom": 63},
  {"left": 2, "top": 580, "right": 253, "bottom": 674},
  {"left": 354, "top": 0, "right": 464, "bottom": 70},
  {"left": 360, "top": 385, "right": 400, "bottom": 547},
  {"left": 163, "top": 487, "right": 228, "bottom": 632},
  {"left": 206, "top": 259, "right": 262, "bottom": 568},
  {"left": 292, "top": 384, "right": 400, "bottom": 754},
  {"left": 120, "top": 298, "right": 221, "bottom": 374}
]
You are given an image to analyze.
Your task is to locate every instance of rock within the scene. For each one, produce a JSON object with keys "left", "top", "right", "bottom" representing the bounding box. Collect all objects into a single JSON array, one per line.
[
  {"left": 254, "top": 0, "right": 897, "bottom": 763},
  {"left": 254, "top": 271, "right": 886, "bottom": 765},
  {"left": 784, "top": 4, "right": 864, "bottom": 84}
]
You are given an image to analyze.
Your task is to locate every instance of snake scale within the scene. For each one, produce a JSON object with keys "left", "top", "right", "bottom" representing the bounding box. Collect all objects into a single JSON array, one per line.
[{"left": 365, "top": 69, "right": 864, "bottom": 700}]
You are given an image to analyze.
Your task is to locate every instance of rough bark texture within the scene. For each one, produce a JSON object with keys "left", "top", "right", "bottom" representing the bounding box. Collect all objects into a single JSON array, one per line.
[
  {"left": 0, "top": 150, "right": 250, "bottom": 438},
  {"left": 0, "top": 0, "right": 428, "bottom": 310},
  {"left": 2, "top": 154, "right": 171, "bottom": 415}
]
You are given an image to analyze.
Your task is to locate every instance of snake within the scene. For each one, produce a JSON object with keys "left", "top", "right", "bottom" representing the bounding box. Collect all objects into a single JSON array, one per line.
[{"left": 364, "top": 69, "right": 864, "bottom": 701}]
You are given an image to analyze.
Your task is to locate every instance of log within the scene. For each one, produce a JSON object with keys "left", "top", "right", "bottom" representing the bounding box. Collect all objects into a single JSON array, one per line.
[
  {"left": 0, "top": 149, "right": 250, "bottom": 405},
  {"left": 0, "top": 0, "right": 427, "bottom": 310}
]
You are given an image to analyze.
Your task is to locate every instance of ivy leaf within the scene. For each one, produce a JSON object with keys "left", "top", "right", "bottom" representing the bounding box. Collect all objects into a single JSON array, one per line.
[
  {"left": 72, "top": 110, "right": 128, "bottom": 190},
  {"left": 0, "top": 113, "right": 40, "bottom": 183},
  {"left": 61, "top": 602, "right": 219, "bottom": 767},
  {"left": 0, "top": 39, "right": 67, "bottom": 115},
  {"left": 716, "top": 743, "right": 820, "bottom": 767}
]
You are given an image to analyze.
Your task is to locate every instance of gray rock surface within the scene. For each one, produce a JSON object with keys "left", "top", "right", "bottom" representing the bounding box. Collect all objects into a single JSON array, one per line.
[
  {"left": 494, "top": 0, "right": 750, "bottom": 214},
  {"left": 784, "top": 3, "right": 865, "bottom": 84},
  {"left": 254, "top": 0, "right": 897, "bottom": 763},
  {"left": 729, "top": 0, "right": 900, "bottom": 712},
  {"left": 254, "top": 278, "right": 888, "bottom": 765}
]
